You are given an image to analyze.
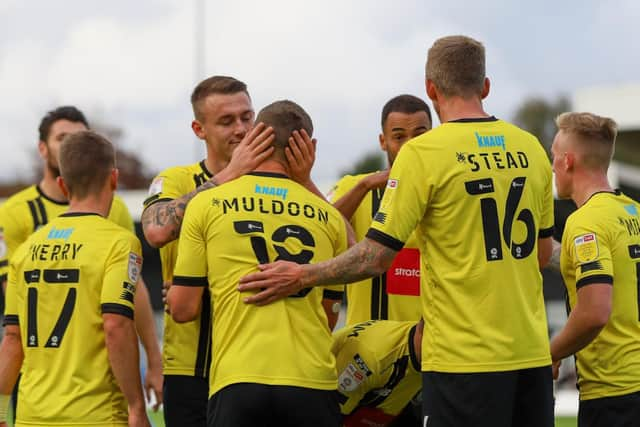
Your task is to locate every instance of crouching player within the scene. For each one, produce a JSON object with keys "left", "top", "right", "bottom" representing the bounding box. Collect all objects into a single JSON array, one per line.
[{"left": 333, "top": 320, "right": 423, "bottom": 427}]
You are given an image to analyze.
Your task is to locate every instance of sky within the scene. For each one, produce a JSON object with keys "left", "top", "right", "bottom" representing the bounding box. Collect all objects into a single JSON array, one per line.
[{"left": 1, "top": 0, "right": 639, "bottom": 186}]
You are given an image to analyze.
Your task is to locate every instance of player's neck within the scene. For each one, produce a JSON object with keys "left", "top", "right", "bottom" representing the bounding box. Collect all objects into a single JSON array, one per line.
[
  {"left": 67, "top": 193, "right": 113, "bottom": 218},
  {"left": 203, "top": 156, "right": 226, "bottom": 176},
  {"left": 252, "top": 159, "right": 289, "bottom": 177},
  {"left": 39, "top": 170, "right": 67, "bottom": 202},
  {"left": 571, "top": 173, "right": 613, "bottom": 208},
  {"left": 437, "top": 97, "right": 489, "bottom": 123}
]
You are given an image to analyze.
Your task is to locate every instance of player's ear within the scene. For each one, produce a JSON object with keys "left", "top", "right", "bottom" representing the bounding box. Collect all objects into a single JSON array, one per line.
[
  {"left": 379, "top": 133, "right": 387, "bottom": 152},
  {"left": 426, "top": 79, "right": 437, "bottom": 102},
  {"left": 110, "top": 168, "right": 119, "bottom": 191},
  {"left": 191, "top": 120, "right": 206, "bottom": 140},
  {"left": 481, "top": 77, "right": 490, "bottom": 99},
  {"left": 57, "top": 176, "right": 70, "bottom": 199},
  {"left": 38, "top": 140, "right": 48, "bottom": 160},
  {"left": 565, "top": 152, "right": 575, "bottom": 172}
]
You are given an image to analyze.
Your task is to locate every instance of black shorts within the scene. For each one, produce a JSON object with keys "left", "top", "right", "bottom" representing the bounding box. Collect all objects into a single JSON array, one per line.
[
  {"left": 578, "top": 390, "right": 640, "bottom": 427},
  {"left": 422, "top": 366, "right": 554, "bottom": 427},
  {"left": 163, "top": 374, "right": 209, "bottom": 427},
  {"left": 207, "top": 383, "right": 341, "bottom": 427}
]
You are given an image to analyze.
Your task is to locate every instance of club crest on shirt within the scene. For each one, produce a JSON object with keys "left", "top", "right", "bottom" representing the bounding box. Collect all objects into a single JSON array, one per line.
[
  {"left": 574, "top": 233, "right": 599, "bottom": 264},
  {"left": 148, "top": 177, "right": 164, "bottom": 196},
  {"left": 128, "top": 252, "right": 142, "bottom": 282}
]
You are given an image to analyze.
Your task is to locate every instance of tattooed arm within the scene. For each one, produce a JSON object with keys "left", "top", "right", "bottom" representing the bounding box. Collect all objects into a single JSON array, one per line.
[
  {"left": 142, "top": 124, "right": 275, "bottom": 248},
  {"left": 141, "top": 178, "right": 219, "bottom": 248},
  {"left": 238, "top": 238, "right": 398, "bottom": 305}
]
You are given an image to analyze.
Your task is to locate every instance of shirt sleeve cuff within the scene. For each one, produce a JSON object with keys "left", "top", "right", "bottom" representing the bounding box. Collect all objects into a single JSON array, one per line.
[
  {"left": 101, "top": 303, "right": 134, "bottom": 319},
  {"left": 173, "top": 275, "right": 208, "bottom": 287},
  {"left": 365, "top": 229, "right": 405, "bottom": 251},
  {"left": 576, "top": 274, "right": 613, "bottom": 289}
]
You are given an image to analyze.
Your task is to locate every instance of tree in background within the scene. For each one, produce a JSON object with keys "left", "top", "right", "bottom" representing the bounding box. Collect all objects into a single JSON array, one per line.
[
  {"left": 512, "top": 96, "right": 571, "bottom": 155},
  {"left": 340, "top": 151, "right": 385, "bottom": 177}
]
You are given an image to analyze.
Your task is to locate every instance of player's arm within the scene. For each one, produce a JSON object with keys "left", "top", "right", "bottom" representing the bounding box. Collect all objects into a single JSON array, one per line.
[
  {"left": 537, "top": 236, "right": 553, "bottom": 269},
  {"left": 0, "top": 324, "right": 22, "bottom": 427},
  {"left": 239, "top": 237, "right": 398, "bottom": 305},
  {"left": 333, "top": 171, "right": 389, "bottom": 221},
  {"left": 167, "top": 284, "right": 205, "bottom": 323},
  {"left": 550, "top": 282, "right": 612, "bottom": 362},
  {"left": 133, "top": 278, "right": 162, "bottom": 410},
  {"left": 103, "top": 313, "right": 149, "bottom": 426},
  {"left": 168, "top": 196, "right": 208, "bottom": 322},
  {"left": 142, "top": 123, "right": 275, "bottom": 248},
  {"left": 545, "top": 239, "right": 562, "bottom": 272}
]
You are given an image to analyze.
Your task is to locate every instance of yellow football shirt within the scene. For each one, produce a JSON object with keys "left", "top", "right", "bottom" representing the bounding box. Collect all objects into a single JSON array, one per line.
[
  {"left": 0, "top": 185, "right": 134, "bottom": 283},
  {"left": 173, "top": 171, "right": 349, "bottom": 397},
  {"left": 332, "top": 320, "right": 421, "bottom": 417},
  {"left": 368, "top": 117, "right": 554, "bottom": 373},
  {"left": 143, "top": 160, "right": 216, "bottom": 377},
  {"left": 329, "top": 173, "right": 421, "bottom": 324},
  {"left": 3, "top": 213, "right": 141, "bottom": 426},
  {"left": 560, "top": 190, "right": 640, "bottom": 400}
]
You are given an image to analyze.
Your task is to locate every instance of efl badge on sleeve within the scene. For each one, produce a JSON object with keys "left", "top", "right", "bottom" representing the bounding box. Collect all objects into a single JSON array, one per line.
[
  {"left": 574, "top": 233, "right": 599, "bottom": 264},
  {"left": 386, "top": 179, "right": 398, "bottom": 189},
  {"left": 148, "top": 177, "right": 164, "bottom": 196},
  {"left": 338, "top": 363, "right": 366, "bottom": 392},
  {"left": 128, "top": 252, "right": 142, "bottom": 282}
]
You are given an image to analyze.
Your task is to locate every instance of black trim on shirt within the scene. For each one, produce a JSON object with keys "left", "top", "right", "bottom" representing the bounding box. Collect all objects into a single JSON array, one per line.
[
  {"left": 576, "top": 274, "right": 613, "bottom": 289},
  {"left": 101, "top": 303, "right": 134, "bottom": 319},
  {"left": 448, "top": 116, "right": 498, "bottom": 123},
  {"left": 59, "top": 212, "right": 102, "bottom": 218},
  {"left": 408, "top": 325, "right": 420, "bottom": 372},
  {"left": 195, "top": 289, "right": 212, "bottom": 378},
  {"left": 247, "top": 171, "right": 290, "bottom": 179},
  {"left": 143, "top": 197, "right": 174, "bottom": 210},
  {"left": 323, "top": 289, "right": 344, "bottom": 300},
  {"left": 2, "top": 314, "right": 19, "bottom": 326},
  {"left": 583, "top": 189, "right": 621, "bottom": 206},
  {"left": 199, "top": 160, "right": 214, "bottom": 178},
  {"left": 538, "top": 226, "right": 555, "bottom": 238},
  {"left": 365, "top": 229, "right": 405, "bottom": 252},
  {"left": 35, "top": 185, "right": 68, "bottom": 205},
  {"left": 173, "top": 275, "right": 208, "bottom": 287},
  {"left": 0, "top": 260, "right": 7, "bottom": 268}
]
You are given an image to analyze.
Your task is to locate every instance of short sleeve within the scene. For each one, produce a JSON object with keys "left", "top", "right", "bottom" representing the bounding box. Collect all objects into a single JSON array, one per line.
[
  {"left": 173, "top": 198, "right": 208, "bottom": 287},
  {"left": 367, "top": 143, "right": 430, "bottom": 250},
  {"left": 101, "top": 235, "right": 143, "bottom": 319},
  {"left": 0, "top": 206, "right": 24, "bottom": 282},
  {"left": 333, "top": 335, "right": 378, "bottom": 415},
  {"left": 564, "top": 222, "right": 613, "bottom": 289},
  {"left": 538, "top": 160, "right": 555, "bottom": 238},
  {"left": 143, "top": 169, "right": 187, "bottom": 209},
  {"left": 2, "top": 259, "right": 22, "bottom": 326}
]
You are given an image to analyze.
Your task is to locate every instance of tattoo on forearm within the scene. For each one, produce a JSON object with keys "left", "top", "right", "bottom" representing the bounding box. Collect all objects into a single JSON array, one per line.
[
  {"left": 307, "top": 240, "right": 396, "bottom": 286},
  {"left": 141, "top": 176, "right": 219, "bottom": 241}
]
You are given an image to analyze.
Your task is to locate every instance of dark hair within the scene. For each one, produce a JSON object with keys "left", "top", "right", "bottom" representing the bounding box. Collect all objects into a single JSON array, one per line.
[
  {"left": 381, "top": 94, "right": 432, "bottom": 129},
  {"left": 191, "top": 75, "right": 249, "bottom": 120},
  {"left": 38, "top": 106, "right": 89, "bottom": 142},
  {"left": 59, "top": 131, "right": 115, "bottom": 199},
  {"left": 255, "top": 100, "right": 313, "bottom": 150}
]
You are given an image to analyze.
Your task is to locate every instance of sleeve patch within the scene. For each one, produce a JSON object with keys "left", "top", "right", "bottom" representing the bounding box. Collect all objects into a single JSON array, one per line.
[
  {"left": 338, "top": 362, "right": 367, "bottom": 392},
  {"left": 580, "top": 261, "right": 604, "bottom": 274},
  {"left": 128, "top": 253, "right": 142, "bottom": 282},
  {"left": 386, "top": 179, "right": 398, "bottom": 189},
  {"left": 574, "top": 233, "right": 599, "bottom": 264},
  {"left": 148, "top": 177, "right": 164, "bottom": 196}
]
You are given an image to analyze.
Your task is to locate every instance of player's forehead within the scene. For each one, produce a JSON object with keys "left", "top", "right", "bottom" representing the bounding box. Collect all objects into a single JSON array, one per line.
[
  {"left": 383, "top": 110, "right": 430, "bottom": 132},
  {"left": 48, "top": 119, "right": 88, "bottom": 140},
  {"left": 200, "top": 92, "right": 253, "bottom": 120}
]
